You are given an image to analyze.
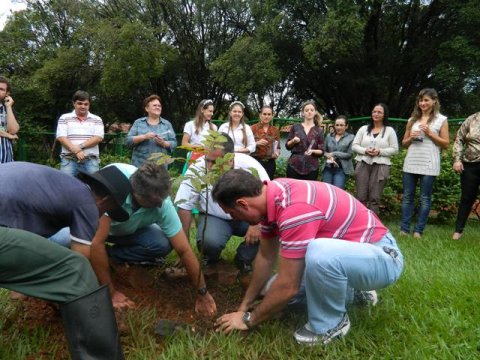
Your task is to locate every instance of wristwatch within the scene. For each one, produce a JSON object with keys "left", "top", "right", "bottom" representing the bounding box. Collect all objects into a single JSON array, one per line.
[
  {"left": 79, "top": 143, "right": 85, "bottom": 150},
  {"left": 197, "top": 287, "right": 208, "bottom": 296},
  {"left": 242, "top": 311, "right": 253, "bottom": 329}
]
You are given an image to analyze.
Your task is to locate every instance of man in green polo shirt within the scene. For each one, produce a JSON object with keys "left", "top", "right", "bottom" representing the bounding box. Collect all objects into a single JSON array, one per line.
[{"left": 93, "top": 162, "right": 217, "bottom": 313}]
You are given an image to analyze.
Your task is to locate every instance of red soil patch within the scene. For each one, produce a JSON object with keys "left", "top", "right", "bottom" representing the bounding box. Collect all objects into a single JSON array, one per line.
[{"left": 3, "top": 261, "right": 245, "bottom": 359}]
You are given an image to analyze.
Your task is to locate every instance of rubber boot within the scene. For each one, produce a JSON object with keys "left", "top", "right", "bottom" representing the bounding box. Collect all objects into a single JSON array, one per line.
[{"left": 59, "top": 284, "right": 124, "bottom": 360}]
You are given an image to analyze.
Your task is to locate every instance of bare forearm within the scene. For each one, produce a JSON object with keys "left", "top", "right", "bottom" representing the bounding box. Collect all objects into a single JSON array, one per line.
[
  {"left": 178, "top": 209, "right": 192, "bottom": 240},
  {"left": 180, "top": 249, "right": 206, "bottom": 289},
  {"left": 429, "top": 133, "right": 449, "bottom": 149},
  {"left": 90, "top": 217, "right": 114, "bottom": 290},
  {"left": 248, "top": 257, "right": 304, "bottom": 328},
  {"left": 57, "top": 137, "right": 79, "bottom": 153},
  {"left": 0, "top": 130, "right": 15, "bottom": 139},
  {"left": 238, "top": 253, "right": 275, "bottom": 311},
  {"left": 6, "top": 109, "right": 19, "bottom": 134},
  {"left": 249, "top": 283, "right": 297, "bottom": 326},
  {"left": 81, "top": 136, "right": 103, "bottom": 148},
  {"left": 90, "top": 244, "right": 113, "bottom": 284}
]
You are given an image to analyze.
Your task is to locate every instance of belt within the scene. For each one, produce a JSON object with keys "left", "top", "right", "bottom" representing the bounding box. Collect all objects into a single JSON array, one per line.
[{"left": 61, "top": 154, "right": 99, "bottom": 160}]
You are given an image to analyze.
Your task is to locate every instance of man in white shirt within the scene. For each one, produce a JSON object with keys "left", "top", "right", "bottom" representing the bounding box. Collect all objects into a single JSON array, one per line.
[
  {"left": 175, "top": 134, "right": 270, "bottom": 274},
  {"left": 56, "top": 90, "right": 104, "bottom": 176}
]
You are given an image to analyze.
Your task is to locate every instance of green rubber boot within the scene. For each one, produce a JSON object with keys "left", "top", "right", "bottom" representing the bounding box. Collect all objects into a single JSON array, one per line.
[{"left": 60, "top": 284, "right": 124, "bottom": 360}]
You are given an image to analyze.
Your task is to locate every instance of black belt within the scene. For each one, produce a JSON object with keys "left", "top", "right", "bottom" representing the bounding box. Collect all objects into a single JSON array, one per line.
[{"left": 61, "top": 154, "right": 99, "bottom": 160}]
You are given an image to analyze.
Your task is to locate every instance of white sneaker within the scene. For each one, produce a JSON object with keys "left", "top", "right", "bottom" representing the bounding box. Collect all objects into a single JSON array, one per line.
[
  {"left": 353, "top": 290, "right": 378, "bottom": 306},
  {"left": 294, "top": 313, "right": 351, "bottom": 345}
]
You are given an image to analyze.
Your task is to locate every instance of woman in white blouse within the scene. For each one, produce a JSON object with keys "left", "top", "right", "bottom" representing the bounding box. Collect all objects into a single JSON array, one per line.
[
  {"left": 400, "top": 88, "right": 449, "bottom": 238},
  {"left": 352, "top": 103, "right": 399, "bottom": 214},
  {"left": 218, "top": 101, "right": 256, "bottom": 154},
  {"left": 182, "top": 99, "right": 217, "bottom": 161},
  {"left": 182, "top": 99, "right": 217, "bottom": 147}
]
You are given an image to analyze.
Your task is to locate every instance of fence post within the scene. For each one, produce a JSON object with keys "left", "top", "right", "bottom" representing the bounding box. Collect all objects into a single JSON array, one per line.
[
  {"left": 16, "top": 137, "right": 27, "bottom": 161},
  {"left": 114, "top": 132, "right": 124, "bottom": 156}
]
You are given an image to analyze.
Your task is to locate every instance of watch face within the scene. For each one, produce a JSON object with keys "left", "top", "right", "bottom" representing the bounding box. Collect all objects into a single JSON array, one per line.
[
  {"left": 197, "top": 287, "right": 208, "bottom": 296},
  {"left": 242, "top": 312, "right": 251, "bottom": 322}
]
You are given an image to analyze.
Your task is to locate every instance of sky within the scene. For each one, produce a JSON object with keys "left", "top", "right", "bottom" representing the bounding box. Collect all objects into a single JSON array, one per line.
[{"left": 0, "top": 0, "right": 27, "bottom": 30}]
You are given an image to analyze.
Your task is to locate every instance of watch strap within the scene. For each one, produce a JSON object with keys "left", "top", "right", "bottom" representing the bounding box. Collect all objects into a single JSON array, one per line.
[{"left": 197, "top": 287, "right": 208, "bottom": 296}]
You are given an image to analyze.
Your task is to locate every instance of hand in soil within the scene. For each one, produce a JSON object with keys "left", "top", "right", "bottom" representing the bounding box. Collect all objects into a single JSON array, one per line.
[
  {"left": 112, "top": 289, "right": 135, "bottom": 310},
  {"left": 195, "top": 292, "right": 217, "bottom": 317},
  {"left": 215, "top": 311, "right": 248, "bottom": 333}
]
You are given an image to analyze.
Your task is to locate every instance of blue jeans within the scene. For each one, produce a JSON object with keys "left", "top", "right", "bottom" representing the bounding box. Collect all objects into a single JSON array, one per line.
[
  {"left": 322, "top": 166, "right": 347, "bottom": 189},
  {"left": 197, "top": 215, "right": 258, "bottom": 268},
  {"left": 295, "top": 232, "right": 403, "bottom": 334},
  {"left": 60, "top": 156, "right": 100, "bottom": 177},
  {"left": 107, "top": 225, "right": 172, "bottom": 264},
  {"left": 49, "top": 225, "right": 173, "bottom": 265},
  {"left": 49, "top": 227, "right": 71, "bottom": 247},
  {"left": 400, "top": 172, "right": 436, "bottom": 234}
]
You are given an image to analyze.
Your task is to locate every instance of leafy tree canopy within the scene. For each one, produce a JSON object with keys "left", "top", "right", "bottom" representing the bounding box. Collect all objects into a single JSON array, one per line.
[{"left": 0, "top": 0, "right": 478, "bottom": 133}]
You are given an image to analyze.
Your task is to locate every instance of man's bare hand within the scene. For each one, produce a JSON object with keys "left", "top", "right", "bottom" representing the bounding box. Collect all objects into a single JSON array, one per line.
[
  {"left": 195, "top": 292, "right": 217, "bottom": 316},
  {"left": 215, "top": 311, "right": 248, "bottom": 333},
  {"left": 112, "top": 290, "right": 135, "bottom": 310},
  {"left": 245, "top": 225, "right": 261, "bottom": 245}
]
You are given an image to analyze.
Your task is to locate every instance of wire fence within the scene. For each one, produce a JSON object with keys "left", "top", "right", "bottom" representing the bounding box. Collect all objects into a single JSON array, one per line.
[{"left": 13, "top": 117, "right": 465, "bottom": 163}]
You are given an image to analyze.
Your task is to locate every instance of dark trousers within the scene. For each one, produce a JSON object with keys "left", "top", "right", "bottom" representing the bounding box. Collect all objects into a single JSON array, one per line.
[
  {"left": 255, "top": 158, "right": 276, "bottom": 179},
  {"left": 286, "top": 164, "right": 319, "bottom": 180},
  {"left": 455, "top": 162, "right": 480, "bottom": 233}
]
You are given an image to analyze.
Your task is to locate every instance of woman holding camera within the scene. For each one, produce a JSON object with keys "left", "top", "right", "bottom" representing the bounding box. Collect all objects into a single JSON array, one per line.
[
  {"left": 400, "top": 88, "right": 449, "bottom": 238},
  {"left": 352, "top": 103, "right": 398, "bottom": 214},
  {"left": 126, "top": 95, "right": 177, "bottom": 167}
]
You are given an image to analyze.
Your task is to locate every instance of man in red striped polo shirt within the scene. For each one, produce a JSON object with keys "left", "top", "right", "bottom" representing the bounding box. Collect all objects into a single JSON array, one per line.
[{"left": 213, "top": 169, "right": 404, "bottom": 345}]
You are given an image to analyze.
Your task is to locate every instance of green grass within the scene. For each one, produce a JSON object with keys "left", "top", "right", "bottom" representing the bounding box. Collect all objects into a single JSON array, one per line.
[{"left": 1, "top": 221, "right": 480, "bottom": 359}]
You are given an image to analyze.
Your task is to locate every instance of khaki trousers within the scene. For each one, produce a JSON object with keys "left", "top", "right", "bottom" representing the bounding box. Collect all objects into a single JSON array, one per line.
[{"left": 354, "top": 161, "right": 390, "bottom": 214}]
